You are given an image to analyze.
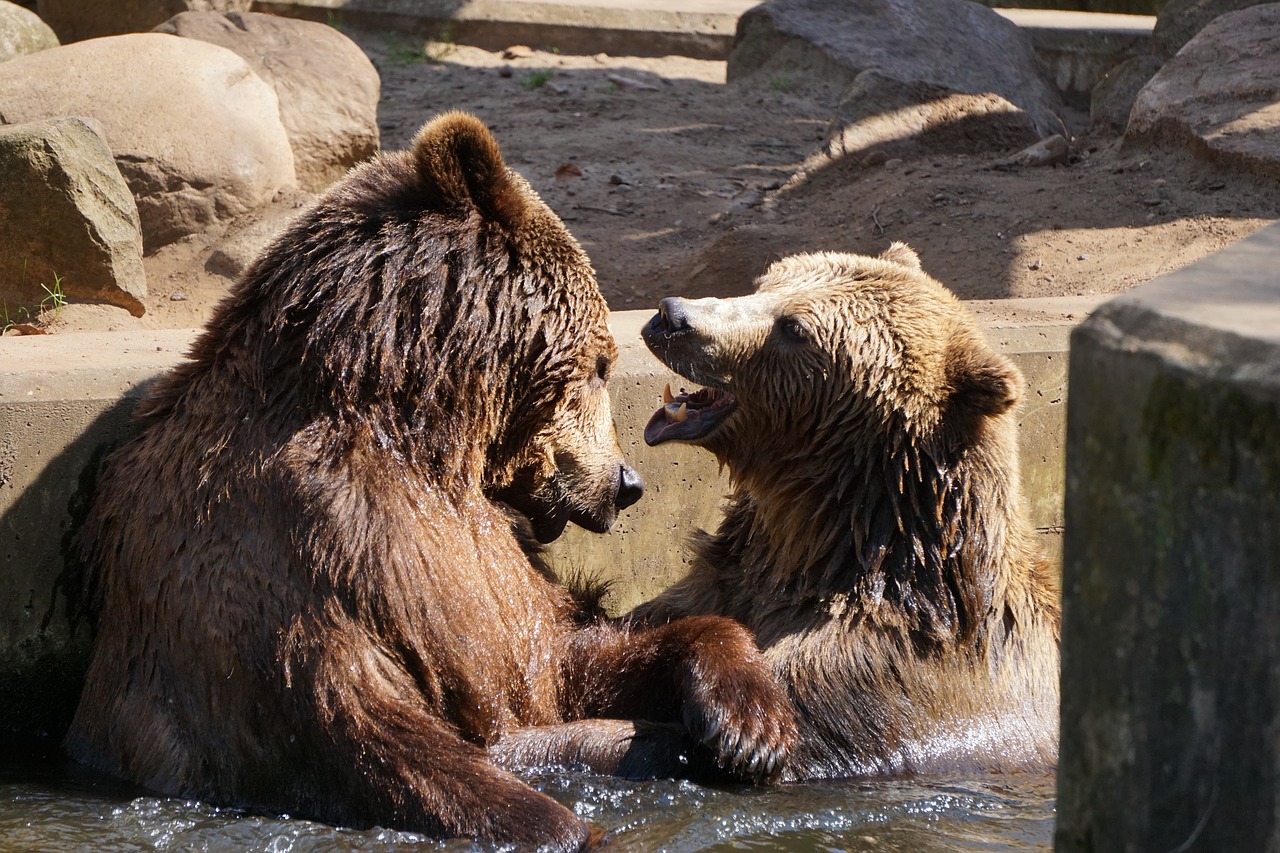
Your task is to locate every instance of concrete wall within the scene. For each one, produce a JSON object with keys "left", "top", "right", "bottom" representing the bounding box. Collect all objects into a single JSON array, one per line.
[
  {"left": 0, "top": 329, "right": 197, "bottom": 745},
  {"left": 253, "top": 0, "right": 1154, "bottom": 97},
  {"left": 1057, "top": 221, "right": 1280, "bottom": 851},
  {"left": 0, "top": 303, "right": 1088, "bottom": 746}
]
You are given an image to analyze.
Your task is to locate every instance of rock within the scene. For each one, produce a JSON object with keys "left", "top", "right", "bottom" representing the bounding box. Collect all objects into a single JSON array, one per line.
[
  {"left": 153, "top": 12, "right": 379, "bottom": 192},
  {"left": 205, "top": 187, "right": 314, "bottom": 279},
  {"left": 1151, "top": 0, "right": 1273, "bottom": 59},
  {"left": 0, "top": 0, "right": 57, "bottom": 61},
  {"left": 35, "top": 0, "right": 250, "bottom": 43},
  {"left": 822, "top": 70, "right": 1040, "bottom": 165},
  {"left": 1090, "top": 55, "right": 1163, "bottom": 135},
  {"left": 994, "top": 134, "right": 1070, "bottom": 170},
  {"left": 1126, "top": 5, "right": 1280, "bottom": 186},
  {"left": 728, "top": 0, "right": 1065, "bottom": 138},
  {"left": 0, "top": 33, "right": 296, "bottom": 250},
  {"left": 0, "top": 118, "right": 146, "bottom": 318}
]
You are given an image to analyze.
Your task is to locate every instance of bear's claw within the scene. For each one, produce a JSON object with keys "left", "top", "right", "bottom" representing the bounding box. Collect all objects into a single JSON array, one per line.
[{"left": 682, "top": 661, "right": 799, "bottom": 784}]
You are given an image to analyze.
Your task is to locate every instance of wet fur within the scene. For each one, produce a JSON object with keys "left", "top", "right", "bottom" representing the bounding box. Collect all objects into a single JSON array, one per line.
[
  {"left": 631, "top": 246, "right": 1060, "bottom": 779},
  {"left": 67, "top": 112, "right": 795, "bottom": 850}
]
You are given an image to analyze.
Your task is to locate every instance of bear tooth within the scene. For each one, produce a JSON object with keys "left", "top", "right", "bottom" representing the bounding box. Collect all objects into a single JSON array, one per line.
[
  {"left": 674, "top": 402, "right": 689, "bottom": 422},
  {"left": 663, "top": 382, "right": 674, "bottom": 405}
]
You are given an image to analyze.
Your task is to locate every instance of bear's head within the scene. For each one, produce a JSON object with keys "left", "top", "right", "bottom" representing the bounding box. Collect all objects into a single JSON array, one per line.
[
  {"left": 641, "top": 244, "right": 1021, "bottom": 487},
  {"left": 212, "top": 112, "right": 641, "bottom": 543}
]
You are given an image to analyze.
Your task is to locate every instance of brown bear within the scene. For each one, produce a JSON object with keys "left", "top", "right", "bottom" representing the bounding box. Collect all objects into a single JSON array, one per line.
[
  {"left": 66, "top": 112, "right": 796, "bottom": 850},
  {"left": 630, "top": 245, "right": 1060, "bottom": 779}
]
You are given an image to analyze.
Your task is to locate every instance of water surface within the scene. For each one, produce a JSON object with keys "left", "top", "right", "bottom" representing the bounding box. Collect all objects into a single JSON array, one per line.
[{"left": 1, "top": 754, "right": 1053, "bottom": 852}]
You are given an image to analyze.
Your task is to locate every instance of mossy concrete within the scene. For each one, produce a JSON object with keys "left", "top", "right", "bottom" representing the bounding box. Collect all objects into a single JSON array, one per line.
[
  {"left": 1057, "top": 220, "right": 1280, "bottom": 852},
  {"left": 0, "top": 304, "right": 1087, "bottom": 747}
]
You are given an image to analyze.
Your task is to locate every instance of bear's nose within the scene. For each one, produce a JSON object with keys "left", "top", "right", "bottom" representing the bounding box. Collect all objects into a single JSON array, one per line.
[
  {"left": 657, "top": 297, "right": 691, "bottom": 334},
  {"left": 616, "top": 463, "right": 644, "bottom": 510}
]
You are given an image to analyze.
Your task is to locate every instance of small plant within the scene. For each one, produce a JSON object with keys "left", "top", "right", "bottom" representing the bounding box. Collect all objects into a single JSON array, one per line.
[
  {"left": 2, "top": 266, "right": 66, "bottom": 332},
  {"left": 522, "top": 69, "right": 553, "bottom": 90},
  {"left": 768, "top": 72, "right": 794, "bottom": 92},
  {"left": 40, "top": 273, "right": 66, "bottom": 321},
  {"left": 387, "top": 28, "right": 456, "bottom": 65},
  {"left": 432, "top": 27, "right": 456, "bottom": 62},
  {"left": 1, "top": 301, "right": 30, "bottom": 334},
  {"left": 387, "top": 35, "right": 429, "bottom": 65},
  {"left": 326, "top": 11, "right": 345, "bottom": 32}
]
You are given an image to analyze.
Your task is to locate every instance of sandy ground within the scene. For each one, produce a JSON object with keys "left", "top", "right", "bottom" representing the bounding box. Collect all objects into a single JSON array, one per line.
[{"left": 32, "top": 29, "right": 1280, "bottom": 334}]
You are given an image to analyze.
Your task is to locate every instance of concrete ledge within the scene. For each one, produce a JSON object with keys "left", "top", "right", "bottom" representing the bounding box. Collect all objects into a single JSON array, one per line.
[
  {"left": 252, "top": 0, "right": 1153, "bottom": 91},
  {"left": 1, "top": 304, "right": 1086, "bottom": 744},
  {"left": 252, "top": 0, "right": 748, "bottom": 60},
  {"left": 997, "top": 9, "right": 1154, "bottom": 106},
  {"left": 1057, "top": 221, "right": 1280, "bottom": 851}
]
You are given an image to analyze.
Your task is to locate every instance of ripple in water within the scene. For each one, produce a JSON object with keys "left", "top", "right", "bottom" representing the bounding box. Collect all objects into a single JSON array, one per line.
[{"left": 1, "top": 755, "right": 1053, "bottom": 852}]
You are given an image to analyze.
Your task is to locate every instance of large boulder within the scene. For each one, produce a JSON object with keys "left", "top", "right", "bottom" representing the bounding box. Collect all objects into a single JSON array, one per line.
[
  {"left": 1151, "top": 0, "right": 1274, "bottom": 59},
  {"left": 153, "top": 12, "right": 379, "bottom": 192},
  {"left": 729, "top": 0, "right": 1065, "bottom": 139},
  {"left": 0, "top": 33, "right": 296, "bottom": 250},
  {"left": 1090, "top": 55, "right": 1163, "bottom": 136},
  {"left": 1126, "top": 4, "right": 1280, "bottom": 186},
  {"left": 0, "top": 118, "right": 146, "bottom": 318},
  {"left": 35, "top": 0, "right": 250, "bottom": 43},
  {"left": 822, "top": 70, "right": 1040, "bottom": 165},
  {"left": 0, "top": 0, "right": 57, "bottom": 61}
]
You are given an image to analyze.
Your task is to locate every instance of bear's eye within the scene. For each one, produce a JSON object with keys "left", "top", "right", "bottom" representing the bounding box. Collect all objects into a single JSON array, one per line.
[{"left": 777, "top": 317, "right": 809, "bottom": 344}]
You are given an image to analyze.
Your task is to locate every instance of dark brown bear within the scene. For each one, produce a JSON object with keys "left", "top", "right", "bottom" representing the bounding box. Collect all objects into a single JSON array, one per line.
[
  {"left": 631, "top": 245, "right": 1060, "bottom": 779},
  {"left": 67, "top": 112, "right": 795, "bottom": 850}
]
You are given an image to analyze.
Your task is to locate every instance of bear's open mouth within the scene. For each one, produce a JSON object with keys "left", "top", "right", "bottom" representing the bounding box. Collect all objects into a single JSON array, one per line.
[{"left": 644, "top": 383, "right": 737, "bottom": 446}]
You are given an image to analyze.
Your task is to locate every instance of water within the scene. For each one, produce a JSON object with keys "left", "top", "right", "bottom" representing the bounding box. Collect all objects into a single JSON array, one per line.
[{"left": 0, "top": 753, "right": 1054, "bottom": 852}]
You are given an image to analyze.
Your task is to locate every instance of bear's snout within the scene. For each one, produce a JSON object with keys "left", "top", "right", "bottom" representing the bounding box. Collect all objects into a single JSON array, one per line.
[
  {"left": 616, "top": 463, "right": 644, "bottom": 510},
  {"left": 656, "top": 297, "right": 691, "bottom": 335}
]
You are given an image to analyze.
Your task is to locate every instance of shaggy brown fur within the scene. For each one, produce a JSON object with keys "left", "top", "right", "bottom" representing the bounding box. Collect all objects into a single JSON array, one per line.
[
  {"left": 66, "top": 112, "right": 795, "bottom": 850},
  {"left": 630, "top": 245, "right": 1060, "bottom": 779}
]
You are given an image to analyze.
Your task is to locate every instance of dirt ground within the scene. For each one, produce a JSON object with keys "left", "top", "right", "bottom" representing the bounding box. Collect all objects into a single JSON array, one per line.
[{"left": 38, "top": 29, "right": 1280, "bottom": 333}]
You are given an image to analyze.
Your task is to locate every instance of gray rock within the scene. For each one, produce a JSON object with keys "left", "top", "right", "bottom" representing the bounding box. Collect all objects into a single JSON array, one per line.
[
  {"left": 154, "top": 12, "right": 379, "bottom": 192},
  {"left": 0, "top": 0, "right": 57, "bottom": 61},
  {"left": 0, "top": 33, "right": 296, "bottom": 250},
  {"left": 205, "top": 188, "right": 314, "bottom": 279},
  {"left": 1089, "top": 55, "right": 1163, "bottom": 135},
  {"left": 0, "top": 118, "right": 146, "bottom": 318},
  {"left": 728, "top": 0, "right": 1065, "bottom": 138},
  {"left": 1126, "top": 4, "right": 1280, "bottom": 186},
  {"left": 1151, "top": 0, "right": 1274, "bottom": 59},
  {"left": 995, "top": 133, "right": 1069, "bottom": 169},
  {"left": 822, "top": 70, "right": 1040, "bottom": 165},
  {"left": 35, "top": 0, "right": 250, "bottom": 43}
]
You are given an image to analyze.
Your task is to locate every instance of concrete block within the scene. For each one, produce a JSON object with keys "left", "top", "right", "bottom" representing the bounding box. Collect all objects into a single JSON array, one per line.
[
  {"left": 548, "top": 299, "right": 1094, "bottom": 611},
  {"left": 997, "top": 9, "right": 1153, "bottom": 107},
  {"left": 0, "top": 305, "right": 1082, "bottom": 745},
  {"left": 0, "top": 330, "right": 195, "bottom": 743},
  {"left": 1057, "top": 221, "right": 1280, "bottom": 852}
]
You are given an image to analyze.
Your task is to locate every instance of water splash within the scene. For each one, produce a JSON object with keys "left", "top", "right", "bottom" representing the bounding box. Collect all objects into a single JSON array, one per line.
[{"left": 1, "top": 756, "right": 1053, "bottom": 852}]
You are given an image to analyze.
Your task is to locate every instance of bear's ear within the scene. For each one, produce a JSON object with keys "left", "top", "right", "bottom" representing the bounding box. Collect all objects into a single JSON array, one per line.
[
  {"left": 945, "top": 336, "right": 1022, "bottom": 418},
  {"left": 410, "top": 111, "right": 527, "bottom": 229},
  {"left": 880, "top": 241, "right": 922, "bottom": 271}
]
